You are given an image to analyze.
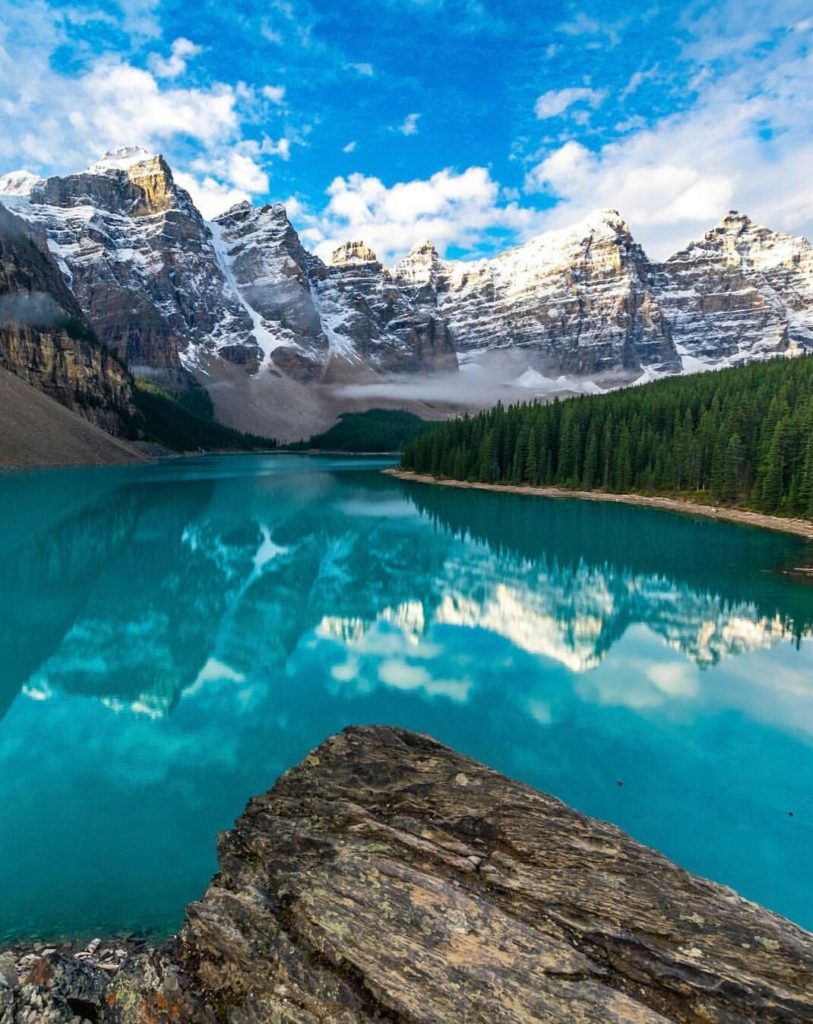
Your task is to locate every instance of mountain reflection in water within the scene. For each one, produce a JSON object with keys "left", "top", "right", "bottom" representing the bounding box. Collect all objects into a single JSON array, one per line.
[{"left": 0, "top": 455, "right": 811, "bottom": 940}]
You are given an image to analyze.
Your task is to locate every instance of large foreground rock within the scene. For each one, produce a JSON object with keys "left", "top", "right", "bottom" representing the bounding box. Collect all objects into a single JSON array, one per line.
[{"left": 3, "top": 726, "right": 812, "bottom": 1022}]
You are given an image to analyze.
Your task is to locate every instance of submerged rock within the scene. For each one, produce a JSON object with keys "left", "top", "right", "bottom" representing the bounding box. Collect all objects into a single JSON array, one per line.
[{"left": 3, "top": 725, "right": 813, "bottom": 1022}]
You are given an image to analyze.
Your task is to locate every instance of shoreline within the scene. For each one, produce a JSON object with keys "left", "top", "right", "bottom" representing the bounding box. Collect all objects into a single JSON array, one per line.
[
  {"left": 3, "top": 727, "right": 811, "bottom": 1021},
  {"left": 384, "top": 468, "right": 813, "bottom": 541}
]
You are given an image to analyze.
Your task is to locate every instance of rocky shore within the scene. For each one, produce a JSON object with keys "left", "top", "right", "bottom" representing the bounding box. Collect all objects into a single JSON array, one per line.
[
  {"left": 3, "top": 726, "right": 812, "bottom": 1023},
  {"left": 385, "top": 469, "right": 813, "bottom": 541}
]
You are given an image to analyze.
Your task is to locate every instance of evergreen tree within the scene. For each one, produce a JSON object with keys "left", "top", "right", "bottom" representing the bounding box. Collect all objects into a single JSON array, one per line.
[{"left": 400, "top": 355, "right": 813, "bottom": 521}]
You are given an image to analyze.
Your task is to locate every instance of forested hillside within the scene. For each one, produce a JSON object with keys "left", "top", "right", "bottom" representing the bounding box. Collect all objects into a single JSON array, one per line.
[
  {"left": 401, "top": 356, "right": 813, "bottom": 518},
  {"left": 294, "top": 409, "right": 430, "bottom": 452}
]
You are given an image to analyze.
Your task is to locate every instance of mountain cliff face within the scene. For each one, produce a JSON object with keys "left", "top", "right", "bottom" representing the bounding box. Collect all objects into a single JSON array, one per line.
[
  {"left": 208, "top": 205, "right": 458, "bottom": 381},
  {"left": 650, "top": 212, "right": 813, "bottom": 366},
  {"left": 316, "top": 239, "right": 457, "bottom": 375},
  {"left": 0, "top": 148, "right": 257, "bottom": 374},
  {"left": 395, "top": 212, "right": 680, "bottom": 377},
  {"left": 0, "top": 149, "right": 457, "bottom": 389},
  {"left": 2, "top": 148, "right": 813, "bottom": 428},
  {"left": 0, "top": 203, "right": 134, "bottom": 434}
]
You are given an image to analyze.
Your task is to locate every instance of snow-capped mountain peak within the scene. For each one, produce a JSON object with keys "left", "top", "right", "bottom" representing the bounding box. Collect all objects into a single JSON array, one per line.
[
  {"left": 86, "top": 146, "right": 158, "bottom": 174},
  {"left": 0, "top": 170, "right": 43, "bottom": 197},
  {"left": 330, "top": 240, "right": 381, "bottom": 266},
  {"left": 2, "top": 146, "right": 813, "bottom": 438}
]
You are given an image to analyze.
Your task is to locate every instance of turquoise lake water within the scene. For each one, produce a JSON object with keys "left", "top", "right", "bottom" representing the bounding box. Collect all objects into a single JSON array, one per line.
[{"left": 1, "top": 453, "right": 812, "bottom": 941}]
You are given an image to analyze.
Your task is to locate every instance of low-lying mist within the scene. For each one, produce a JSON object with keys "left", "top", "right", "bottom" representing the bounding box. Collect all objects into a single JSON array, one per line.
[
  {"left": 332, "top": 352, "right": 612, "bottom": 410},
  {"left": 0, "top": 290, "right": 66, "bottom": 328}
]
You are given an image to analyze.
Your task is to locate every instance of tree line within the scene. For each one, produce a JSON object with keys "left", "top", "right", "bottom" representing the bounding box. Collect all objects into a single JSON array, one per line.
[{"left": 401, "top": 355, "right": 813, "bottom": 519}]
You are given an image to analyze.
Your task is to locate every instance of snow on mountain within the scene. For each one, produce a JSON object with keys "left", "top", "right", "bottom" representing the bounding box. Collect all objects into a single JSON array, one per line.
[
  {"left": 86, "top": 146, "right": 158, "bottom": 174},
  {"left": 394, "top": 209, "right": 680, "bottom": 379},
  {"left": 651, "top": 212, "right": 813, "bottom": 367},
  {"left": 1, "top": 148, "right": 812, "bottom": 422},
  {"left": 0, "top": 151, "right": 258, "bottom": 371},
  {"left": 0, "top": 170, "right": 43, "bottom": 197}
]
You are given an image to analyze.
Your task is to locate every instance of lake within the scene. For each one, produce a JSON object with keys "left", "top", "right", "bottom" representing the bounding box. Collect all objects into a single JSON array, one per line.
[{"left": 1, "top": 453, "right": 812, "bottom": 942}]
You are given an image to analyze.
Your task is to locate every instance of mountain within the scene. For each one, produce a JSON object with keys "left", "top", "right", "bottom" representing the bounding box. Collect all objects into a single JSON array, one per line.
[
  {"left": 209, "top": 204, "right": 456, "bottom": 381},
  {"left": 0, "top": 366, "right": 145, "bottom": 468},
  {"left": 395, "top": 212, "right": 679, "bottom": 378},
  {"left": 651, "top": 212, "right": 813, "bottom": 367},
  {"left": 0, "top": 148, "right": 256, "bottom": 374},
  {"left": 0, "top": 201, "right": 136, "bottom": 439},
  {"left": 2, "top": 147, "right": 813, "bottom": 438}
]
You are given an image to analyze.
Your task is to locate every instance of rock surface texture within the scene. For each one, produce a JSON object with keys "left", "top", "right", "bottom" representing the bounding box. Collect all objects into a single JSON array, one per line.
[
  {"left": 0, "top": 148, "right": 259, "bottom": 373},
  {"left": 397, "top": 212, "right": 680, "bottom": 377},
  {"left": 0, "top": 202, "right": 135, "bottom": 435},
  {"left": 0, "top": 149, "right": 457, "bottom": 387},
  {"left": 4, "top": 149, "right": 813, "bottom": 409},
  {"left": 3, "top": 726, "right": 812, "bottom": 1023}
]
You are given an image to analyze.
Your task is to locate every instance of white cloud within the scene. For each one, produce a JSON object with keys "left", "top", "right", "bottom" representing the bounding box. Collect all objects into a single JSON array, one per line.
[
  {"left": 557, "top": 11, "right": 621, "bottom": 48},
  {"left": 619, "top": 65, "right": 660, "bottom": 101},
  {"left": 119, "top": 0, "right": 162, "bottom": 39},
  {"left": 524, "top": 5, "right": 813, "bottom": 259},
  {"left": 174, "top": 173, "right": 251, "bottom": 219},
  {"left": 259, "top": 23, "right": 283, "bottom": 43},
  {"left": 0, "top": 3, "right": 279, "bottom": 219},
  {"left": 342, "top": 140, "right": 357, "bottom": 153},
  {"left": 147, "top": 37, "right": 202, "bottom": 79},
  {"left": 300, "top": 165, "right": 543, "bottom": 263},
  {"left": 346, "top": 61, "right": 374, "bottom": 76},
  {"left": 557, "top": 12, "right": 601, "bottom": 36},
  {"left": 225, "top": 152, "right": 269, "bottom": 192},
  {"left": 262, "top": 84, "right": 286, "bottom": 104},
  {"left": 261, "top": 136, "right": 291, "bottom": 160},
  {"left": 69, "top": 60, "right": 240, "bottom": 149},
  {"left": 534, "top": 86, "right": 605, "bottom": 119},
  {"left": 396, "top": 112, "right": 420, "bottom": 136},
  {"left": 182, "top": 143, "right": 275, "bottom": 214}
]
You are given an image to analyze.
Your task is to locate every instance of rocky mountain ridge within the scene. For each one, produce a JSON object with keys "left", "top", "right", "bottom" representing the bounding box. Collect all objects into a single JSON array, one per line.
[
  {"left": 395, "top": 211, "right": 681, "bottom": 377},
  {"left": 2, "top": 148, "right": 813, "bottom": 435},
  {"left": 0, "top": 202, "right": 135, "bottom": 436}
]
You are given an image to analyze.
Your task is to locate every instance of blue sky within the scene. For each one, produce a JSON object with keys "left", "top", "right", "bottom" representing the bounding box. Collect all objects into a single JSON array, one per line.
[{"left": 1, "top": 0, "right": 812, "bottom": 261}]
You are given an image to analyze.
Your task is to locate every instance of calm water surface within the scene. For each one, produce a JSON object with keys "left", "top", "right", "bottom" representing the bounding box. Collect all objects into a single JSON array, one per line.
[{"left": 1, "top": 454, "right": 812, "bottom": 941}]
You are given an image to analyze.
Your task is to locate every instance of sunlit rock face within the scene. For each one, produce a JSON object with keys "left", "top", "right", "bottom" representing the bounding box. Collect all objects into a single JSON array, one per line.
[
  {"left": 329, "top": 240, "right": 381, "bottom": 266},
  {"left": 3, "top": 149, "right": 813, "bottom": 400},
  {"left": 210, "top": 201, "right": 327, "bottom": 379},
  {"left": 0, "top": 148, "right": 261, "bottom": 373},
  {"left": 312, "top": 238, "right": 457, "bottom": 375},
  {"left": 0, "top": 151, "right": 458, "bottom": 384},
  {"left": 0, "top": 202, "right": 134, "bottom": 432},
  {"left": 650, "top": 212, "right": 813, "bottom": 365},
  {"left": 398, "top": 211, "right": 681, "bottom": 378}
]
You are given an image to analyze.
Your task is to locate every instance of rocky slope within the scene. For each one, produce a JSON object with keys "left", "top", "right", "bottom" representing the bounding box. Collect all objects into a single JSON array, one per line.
[
  {"left": 419, "top": 210, "right": 813, "bottom": 379},
  {"left": 650, "top": 212, "right": 813, "bottom": 367},
  {"left": 0, "top": 149, "right": 257, "bottom": 374},
  {"left": 0, "top": 367, "right": 145, "bottom": 468},
  {"left": 2, "top": 726, "right": 812, "bottom": 1023},
  {"left": 395, "top": 212, "right": 680, "bottom": 378},
  {"left": 0, "top": 202, "right": 135, "bottom": 436},
  {"left": 316, "top": 238, "right": 456, "bottom": 375},
  {"left": 3, "top": 147, "right": 813, "bottom": 434},
  {"left": 0, "top": 149, "right": 456, "bottom": 390}
]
